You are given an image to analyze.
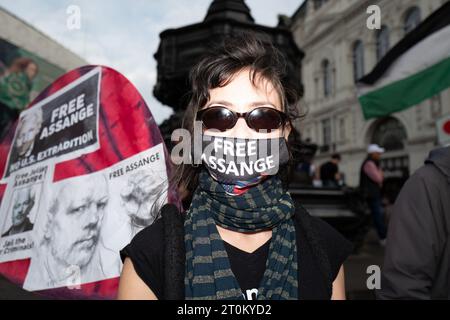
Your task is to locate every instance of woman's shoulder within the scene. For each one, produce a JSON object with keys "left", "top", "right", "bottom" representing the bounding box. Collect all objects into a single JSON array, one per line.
[
  {"left": 308, "top": 216, "right": 353, "bottom": 254},
  {"left": 120, "top": 202, "right": 184, "bottom": 261},
  {"left": 293, "top": 203, "right": 354, "bottom": 280},
  {"left": 119, "top": 218, "right": 165, "bottom": 299},
  {"left": 120, "top": 218, "right": 165, "bottom": 260},
  {"left": 119, "top": 204, "right": 185, "bottom": 299}
]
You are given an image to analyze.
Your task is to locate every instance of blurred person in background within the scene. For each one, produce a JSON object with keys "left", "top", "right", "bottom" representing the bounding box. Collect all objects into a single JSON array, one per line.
[
  {"left": 0, "top": 57, "right": 38, "bottom": 136},
  {"left": 378, "top": 146, "right": 450, "bottom": 299},
  {"left": 319, "top": 153, "right": 342, "bottom": 188},
  {"left": 295, "top": 152, "right": 316, "bottom": 186},
  {"left": 359, "top": 144, "right": 387, "bottom": 246}
]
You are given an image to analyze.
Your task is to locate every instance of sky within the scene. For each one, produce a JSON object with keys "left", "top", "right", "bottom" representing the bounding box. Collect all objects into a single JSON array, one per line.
[{"left": 0, "top": 0, "right": 304, "bottom": 124}]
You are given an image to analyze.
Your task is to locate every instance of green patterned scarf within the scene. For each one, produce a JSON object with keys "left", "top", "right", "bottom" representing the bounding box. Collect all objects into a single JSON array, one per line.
[{"left": 184, "top": 170, "right": 298, "bottom": 300}]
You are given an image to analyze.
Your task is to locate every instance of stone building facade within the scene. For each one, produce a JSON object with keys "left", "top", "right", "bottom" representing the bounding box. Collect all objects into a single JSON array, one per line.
[
  {"left": 0, "top": 7, "right": 87, "bottom": 72},
  {"left": 290, "top": 0, "right": 450, "bottom": 187}
]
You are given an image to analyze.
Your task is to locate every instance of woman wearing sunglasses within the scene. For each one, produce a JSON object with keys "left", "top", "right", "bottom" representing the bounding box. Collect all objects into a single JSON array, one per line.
[{"left": 118, "top": 32, "right": 353, "bottom": 300}]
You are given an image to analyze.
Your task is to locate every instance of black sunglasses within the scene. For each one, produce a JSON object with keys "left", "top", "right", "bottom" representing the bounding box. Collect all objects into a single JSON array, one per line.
[{"left": 196, "top": 106, "right": 289, "bottom": 132}]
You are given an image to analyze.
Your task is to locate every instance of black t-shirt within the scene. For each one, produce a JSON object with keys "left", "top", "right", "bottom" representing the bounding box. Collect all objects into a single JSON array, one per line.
[
  {"left": 224, "top": 238, "right": 271, "bottom": 300},
  {"left": 120, "top": 215, "right": 353, "bottom": 300},
  {"left": 320, "top": 161, "right": 338, "bottom": 182}
]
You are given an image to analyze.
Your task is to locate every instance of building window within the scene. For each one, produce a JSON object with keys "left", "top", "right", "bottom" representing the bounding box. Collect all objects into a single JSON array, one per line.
[
  {"left": 372, "top": 117, "right": 407, "bottom": 151},
  {"left": 322, "top": 118, "right": 331, "bottom": 152},
  {"left": 352, "top": 40, "right": 365, "bottom": 82},
  {"left": 404, "top": 7, "right": 421, "bottom": 34},
  {"left": 376, "top": 25, "right": 390, "bottom": 62},
  {"left": 314, "top": 77, "right": 319, "bottom": 100},
  {"left": 313, "top": 0, "right": 329, "bottom": 10},
  {"left": 339, "top": 117, "right": 346, "bottom": 141},
  {"left": 430, "top": 94, "right": 442, "bottom": 119},
  {"left": 322, "top": 59, "right": 332, "bottom": 97},
  {"left": 304, "top": 127, "right": 312, "bottom": 142}
]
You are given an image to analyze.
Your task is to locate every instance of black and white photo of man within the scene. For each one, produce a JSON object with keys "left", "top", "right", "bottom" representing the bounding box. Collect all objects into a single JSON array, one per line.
[
  {"left": 24, "top": 173, "right": 110, "bottom": 290},
  {"left": 1, "top": 187, "right": 35, "bottom": 237},
  {"left": 11, "top": 108, "right": 43, "bottom": 160}
]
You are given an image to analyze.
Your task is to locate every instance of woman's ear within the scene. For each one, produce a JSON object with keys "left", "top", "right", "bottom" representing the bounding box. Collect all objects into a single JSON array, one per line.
[{"left": 283, "top": 122, "right": 292, "bottom": 140}]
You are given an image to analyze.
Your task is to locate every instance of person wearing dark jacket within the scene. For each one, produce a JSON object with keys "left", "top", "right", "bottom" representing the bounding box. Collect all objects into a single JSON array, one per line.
[
  {"left": 359, "top": 144, "right": 386, "bottom": 245},
  {"left": 378, "top": 146, "right": 450, "bottom": 299},
  {"left": 320, "top": 153, "right": 341, "bottom": 188}
]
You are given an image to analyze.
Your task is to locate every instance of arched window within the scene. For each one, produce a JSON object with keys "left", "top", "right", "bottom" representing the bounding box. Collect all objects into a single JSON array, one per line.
[
  {"left": 404, "top": 7, "right": 421, "bottom": 34},
  {"left": 376, "top": 25, "right": 390, "bottom": 62},
  {"left": 352, "top": 40, "right": 365, "bottom": 82},
  {"left": 371, "top": 117, "right": 407, "bottom": 151},
  {"left": 322, "top": 59, "right": 331, "bottom": 97},
  {"left": 313, "top": 0, "right": 329, "bottom": 10}
]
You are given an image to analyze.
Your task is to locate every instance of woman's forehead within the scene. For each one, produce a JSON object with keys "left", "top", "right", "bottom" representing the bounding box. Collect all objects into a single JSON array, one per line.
[{"left": 208, "top": 69, "right": 281, "bottom": 108}]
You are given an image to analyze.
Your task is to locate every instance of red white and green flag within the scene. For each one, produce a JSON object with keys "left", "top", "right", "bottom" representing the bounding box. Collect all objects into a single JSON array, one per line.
[{"left": 357, "top": 2, "right": 450, "bottom": 120}]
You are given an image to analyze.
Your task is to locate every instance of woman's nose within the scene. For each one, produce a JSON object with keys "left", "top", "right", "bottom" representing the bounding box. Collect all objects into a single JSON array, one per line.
[{"left": 226, "top": 118, "right": 258, "bottom": 138}]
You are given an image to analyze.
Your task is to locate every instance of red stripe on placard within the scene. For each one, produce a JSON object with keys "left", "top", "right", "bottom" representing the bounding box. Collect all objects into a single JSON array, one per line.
[
  {"left": 443, "top": 120, "right": 450, "bottom": 135},
  {"left": 0, "top": 259, "right": 31, "bottom": 285}
]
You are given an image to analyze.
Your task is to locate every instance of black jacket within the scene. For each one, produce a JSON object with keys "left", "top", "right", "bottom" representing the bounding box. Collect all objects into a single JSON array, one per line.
[
  {"left": 359, "top": 157, "right": 382, "bottom": 199},
  {"left": 378, "top": 147, "right": 450, "bottom": 299}
]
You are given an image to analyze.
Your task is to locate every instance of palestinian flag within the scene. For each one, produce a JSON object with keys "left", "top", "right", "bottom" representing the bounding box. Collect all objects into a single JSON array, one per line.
[{"left": 357, "top": 1, "right": 450, "bottom": 120}]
